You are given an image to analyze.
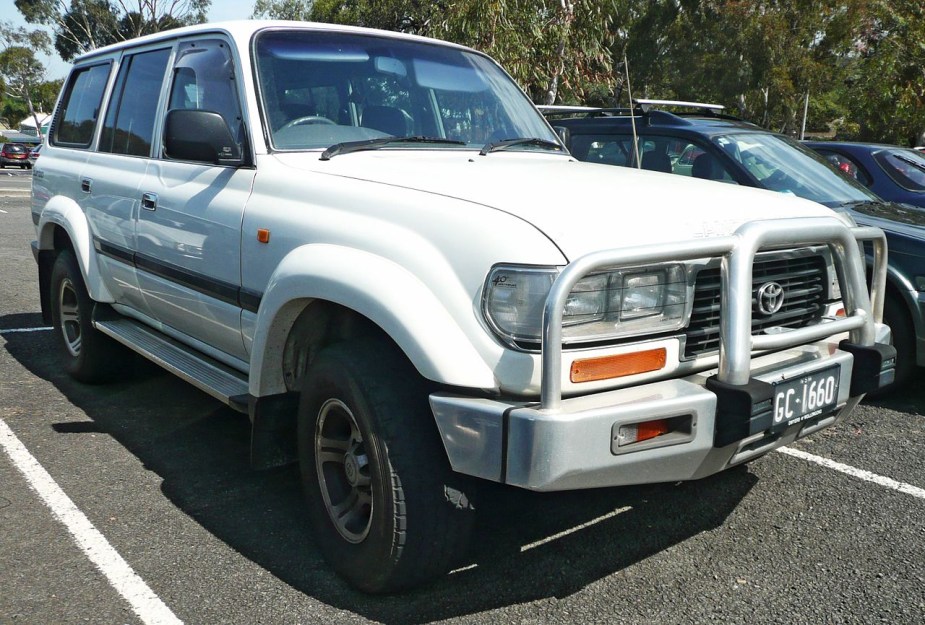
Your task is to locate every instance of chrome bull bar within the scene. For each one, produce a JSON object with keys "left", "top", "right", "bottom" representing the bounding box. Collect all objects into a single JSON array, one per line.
[{"left": 540, "top": 217, "right": 888, "bottom": 411}]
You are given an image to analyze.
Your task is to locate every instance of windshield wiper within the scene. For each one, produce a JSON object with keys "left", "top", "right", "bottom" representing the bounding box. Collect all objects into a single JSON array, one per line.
[
  {"left": 320, "top": 136, "right": 465, "bottom": 160},
  {"left": 479, "top": 137, "right": 564, "bottom": 156}
]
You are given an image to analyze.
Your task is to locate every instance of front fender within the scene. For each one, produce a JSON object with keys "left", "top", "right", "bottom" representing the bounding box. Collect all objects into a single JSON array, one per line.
[
  {"left": 249, "top": 244, "right": 499, "bottom": 396},
  {"left": 37, "top": 195, "right": 114, "bottom": 303}
]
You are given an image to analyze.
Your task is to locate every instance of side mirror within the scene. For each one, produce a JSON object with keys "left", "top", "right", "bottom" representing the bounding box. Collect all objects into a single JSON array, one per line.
[
  {"left": 164, "top": 109, "right": 244, "bottom": 166},
  {"left": 553, "top": 125, "right": 570, "bottom": 148}
]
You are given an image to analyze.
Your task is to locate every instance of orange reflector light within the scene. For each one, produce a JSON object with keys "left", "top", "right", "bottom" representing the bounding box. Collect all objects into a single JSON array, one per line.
[
  {"left": 257, "top": 228, "right": 271, "bottom": 244},
  {"left": 835, "top": 307, "right": 846, "bottom": 317},
  {"left": 617, "top": 419, "right": 670, "bottom": 447},
  {"left": 570, "top": 347, "right": 667, "bottom": 383}
]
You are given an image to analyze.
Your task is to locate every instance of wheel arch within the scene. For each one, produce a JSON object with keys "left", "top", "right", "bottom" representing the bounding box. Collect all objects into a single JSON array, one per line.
[
  {"left": 882, "top": 266, "right": 925, "bottom": 366},
  {"left": 248, "top": 244, "right": 498, "bottom": 398},
  {"left": 36, "top": 196, "right": 114, "bottom": 305}
]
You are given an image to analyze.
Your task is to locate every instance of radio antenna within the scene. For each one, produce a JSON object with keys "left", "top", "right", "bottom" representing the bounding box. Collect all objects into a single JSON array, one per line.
[{"left": 624, "top": 51, "right": 641, "bottom": 169}]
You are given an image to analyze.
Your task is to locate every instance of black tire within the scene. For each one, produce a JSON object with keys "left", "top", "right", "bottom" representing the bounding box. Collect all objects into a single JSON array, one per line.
[
  {"left": 49, "top": 249, "right": 127, "bottom": 383},
  {"left": 297, "top": 340, "right": 476, "bottom": 593},
  {"left": 869, "top": 293, "right": 916, "bottom": 397}
]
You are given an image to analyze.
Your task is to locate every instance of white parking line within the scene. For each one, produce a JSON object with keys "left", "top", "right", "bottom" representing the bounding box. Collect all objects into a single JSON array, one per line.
[
  {"left": 0, "top": 327, "right": 52, "bottom": 334},
  {"left": 0, "top": 419, "right": 183, "bottom": 625},
  {"left": 777, "top": 446, "right": 925, "bottom": 500},
  {"left": 0, "top": 208, "right": 8, "bottom": 213}
]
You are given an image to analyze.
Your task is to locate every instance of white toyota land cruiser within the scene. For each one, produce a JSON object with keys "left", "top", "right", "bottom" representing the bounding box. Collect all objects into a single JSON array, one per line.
[{"left": 32, "top": 21, "right": 895, "bottom": 592}]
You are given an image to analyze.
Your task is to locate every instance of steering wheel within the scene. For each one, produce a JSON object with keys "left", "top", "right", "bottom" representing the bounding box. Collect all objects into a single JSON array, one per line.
[{"left": 280, "top": 116, "right": 336, "bottom": 131}]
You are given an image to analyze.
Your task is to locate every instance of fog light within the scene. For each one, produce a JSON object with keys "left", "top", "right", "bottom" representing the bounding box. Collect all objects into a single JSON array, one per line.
[{"left": 616, "top": 419, "right": 670, "bottom": 447}]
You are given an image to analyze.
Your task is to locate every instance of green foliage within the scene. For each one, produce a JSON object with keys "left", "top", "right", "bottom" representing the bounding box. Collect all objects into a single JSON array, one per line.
[
  {"left": 15, "top": 0, "right": 211, "bottom": 61},
  {"left": 252, "top": 0, "right": 314, "bottom": 21},
  {"left": 840, "top": 0, "right": 925, "bottom": 145}
]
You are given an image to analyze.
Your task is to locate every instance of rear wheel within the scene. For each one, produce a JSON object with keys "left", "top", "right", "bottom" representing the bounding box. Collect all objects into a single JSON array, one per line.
[
  {"left": 297, "top": 340, "right": 476, "bottom": 593},
  {"left": 49, "top": 249, "right": 127, "bottom": 383}
]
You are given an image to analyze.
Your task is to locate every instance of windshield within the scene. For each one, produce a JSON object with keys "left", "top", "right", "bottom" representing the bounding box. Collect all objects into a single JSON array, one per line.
[
  {"left": 712, "top": 132, "right": 878, "bottom": 208},
  {"left": 254, "top": 30, "right": 557, "bottom": 152}
]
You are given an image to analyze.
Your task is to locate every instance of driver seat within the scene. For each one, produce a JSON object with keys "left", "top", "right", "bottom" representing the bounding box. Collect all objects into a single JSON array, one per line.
[{"left": 362, "top": 106, "right": 408, "bottom": 136}]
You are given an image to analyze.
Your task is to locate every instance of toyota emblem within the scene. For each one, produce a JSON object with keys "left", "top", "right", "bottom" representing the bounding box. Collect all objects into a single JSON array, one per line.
[{"left": 756, "top": 281, "right": 785, "bottom": 315}]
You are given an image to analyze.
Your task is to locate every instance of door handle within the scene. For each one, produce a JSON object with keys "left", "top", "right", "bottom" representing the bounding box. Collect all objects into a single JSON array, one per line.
[
  {"left": 80, "top": 178, "right": 91, "bottom": 193},
  {"left": 141, "top": 192, "right": 158, "bottom": 211}
]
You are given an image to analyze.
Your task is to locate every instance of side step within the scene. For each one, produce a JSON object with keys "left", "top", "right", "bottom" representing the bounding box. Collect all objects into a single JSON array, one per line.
[{"left": 94, "top": 316, "right": 250, "bottom": 412}]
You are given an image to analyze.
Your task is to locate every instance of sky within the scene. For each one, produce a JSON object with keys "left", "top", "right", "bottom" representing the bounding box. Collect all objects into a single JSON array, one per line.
[{"left": 1, "top": 0, "right": 255, "bottom": 79}]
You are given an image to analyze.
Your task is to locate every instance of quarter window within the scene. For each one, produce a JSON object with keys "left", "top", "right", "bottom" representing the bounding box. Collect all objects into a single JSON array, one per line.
[
  {"left": 100, "top": 48, "right": 171, "bottom": 157},
  {"left": 53, "top": 63, "right": 111, "bottom": 147}
]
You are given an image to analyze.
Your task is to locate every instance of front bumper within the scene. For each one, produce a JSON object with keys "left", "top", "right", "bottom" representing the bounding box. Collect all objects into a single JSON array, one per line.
[
  {"left": 432, "top": 217, "right": 895, "bottom": 491},
  {"left": 431, "top": 328, "right": 892, "bottom": 491}
]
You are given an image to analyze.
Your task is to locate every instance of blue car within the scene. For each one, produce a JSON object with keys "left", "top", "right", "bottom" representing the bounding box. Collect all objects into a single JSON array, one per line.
[
  {"left": 805, "top": 141, "right": 925, "bottom": 209},
  {"left": 546, "top": 102, "right": 925, "bottom": 391}
]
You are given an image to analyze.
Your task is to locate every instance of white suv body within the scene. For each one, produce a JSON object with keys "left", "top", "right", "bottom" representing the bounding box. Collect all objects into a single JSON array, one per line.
[{"left": 31, "top": 21, "right": 894, "bottom": 592}]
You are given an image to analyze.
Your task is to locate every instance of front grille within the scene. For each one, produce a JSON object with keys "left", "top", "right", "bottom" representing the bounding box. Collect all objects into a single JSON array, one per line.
[{"left": 684, "top": 254, "right": 828, "bottom": 358}]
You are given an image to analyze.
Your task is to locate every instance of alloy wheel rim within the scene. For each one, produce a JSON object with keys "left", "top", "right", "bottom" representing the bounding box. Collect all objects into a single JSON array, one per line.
[
  {"left": 58, "top": 277, "right": 81, "bottom": 357},
  {"left": 315, "top": 398, "right": 373, "bottom": 543}
]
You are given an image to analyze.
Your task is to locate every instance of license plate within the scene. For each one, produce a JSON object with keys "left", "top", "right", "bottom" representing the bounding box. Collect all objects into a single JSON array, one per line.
[{"left": 772, "top": 365, "right": 840, "bottom": 430}]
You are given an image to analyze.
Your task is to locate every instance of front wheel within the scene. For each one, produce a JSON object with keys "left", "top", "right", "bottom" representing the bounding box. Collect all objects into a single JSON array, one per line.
[
  {"left": 297, "top": 340, "right": 476, "bottom": 593},
  {"left": 49, "top": 249, "right": 127, "bottom": 383}
]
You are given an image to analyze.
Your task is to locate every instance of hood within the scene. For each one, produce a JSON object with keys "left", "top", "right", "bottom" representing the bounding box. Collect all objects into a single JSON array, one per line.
[
  {"left": 849, "top": 200, "right": 925, "bottom": 239},
  {"left": 276, "top": 150, "right": 839, "bottom": 260}
]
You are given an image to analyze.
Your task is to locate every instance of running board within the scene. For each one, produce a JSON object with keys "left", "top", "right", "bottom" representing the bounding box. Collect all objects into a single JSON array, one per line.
[{"left": 94, "top": 317, "right": 249, "bottom": 412}]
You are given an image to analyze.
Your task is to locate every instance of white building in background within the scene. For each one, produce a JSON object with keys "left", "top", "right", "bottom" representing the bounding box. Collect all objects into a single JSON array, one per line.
[{"left": 18, "top": 113, "right": 51, "bottom": 136}]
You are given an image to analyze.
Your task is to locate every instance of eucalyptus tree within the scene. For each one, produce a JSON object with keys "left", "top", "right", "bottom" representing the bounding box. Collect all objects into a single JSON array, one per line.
[
  {"left": 844, "top": 0, "right": 925, "bottom": 145},
  {"left": 14, "top": 0, "right": 211, "bottom": 61},
  {"left": 0, "top": 21, "right": 52, "bottom": 133},
  {"left": 252, "top": 0, "right": 314, "bottom": 21}
]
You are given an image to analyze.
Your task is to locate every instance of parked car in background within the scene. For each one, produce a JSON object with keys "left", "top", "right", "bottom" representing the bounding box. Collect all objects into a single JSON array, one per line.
[
  {"left": 28, "top": 143, "right": 42, "bottom": 165},
  {"left": 545, "top": 101, "right": 924, "bottom": 390},
  {"left": 0, "top": 142, "right": 32, "bottom": 168},
  {"left": 805, "top": 141, "right": 925, "bottom": 209}
]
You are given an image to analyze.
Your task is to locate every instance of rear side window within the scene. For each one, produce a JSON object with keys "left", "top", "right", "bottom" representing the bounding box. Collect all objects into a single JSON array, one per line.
[
  {"left": 816, "top": 149, "right": 873, "bottom": 187},
  {"left": 53, "top": 63, "right": 111, "bottom": 147},
  {"left": 874, "top": 149, "right": 925, "bottom": 192},
  {"left": 100, "top": 48, "right": 171, "bottom": 157}
]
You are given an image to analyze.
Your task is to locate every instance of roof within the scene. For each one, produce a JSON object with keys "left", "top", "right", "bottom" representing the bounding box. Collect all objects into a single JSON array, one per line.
[
  {"left": 72, "top": 19, "right": 473, "bottom": 64},
  {"left": 546, "top": 109, "right": 763, "bottom": 137}
]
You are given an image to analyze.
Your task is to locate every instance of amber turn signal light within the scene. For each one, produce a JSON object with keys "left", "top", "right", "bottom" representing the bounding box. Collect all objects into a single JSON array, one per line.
[{"left": 570, "top": 347, "right": 667, "bottom": 383}]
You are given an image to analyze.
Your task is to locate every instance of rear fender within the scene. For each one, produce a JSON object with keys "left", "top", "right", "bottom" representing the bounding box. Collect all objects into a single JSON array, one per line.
[{"left": 36, "top": 195, "right": 114, "bottom": 303}]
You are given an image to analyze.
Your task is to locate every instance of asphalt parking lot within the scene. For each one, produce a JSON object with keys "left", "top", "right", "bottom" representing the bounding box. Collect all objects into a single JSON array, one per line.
[{"left": 2, "top": 168, "right": 925, "bottom": 624}]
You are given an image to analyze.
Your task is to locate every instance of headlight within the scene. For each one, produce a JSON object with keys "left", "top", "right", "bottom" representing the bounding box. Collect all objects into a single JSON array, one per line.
[{"left": 483, "top": 264, "right": 689, "bottom": 346}]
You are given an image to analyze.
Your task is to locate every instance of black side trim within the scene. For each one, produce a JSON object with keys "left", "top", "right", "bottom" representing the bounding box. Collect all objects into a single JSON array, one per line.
[
  {"left": 93, "top": 236, "right": 264, "bottom": 311},
  {"left": 135, "top": 252, "right": 239, "bottom": 306},
  {"left": 96, "top": 239, "right": 134, "bottom": 264},
  {"left": 239, "top": 288, "right": 262, "bottom": 314}
]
